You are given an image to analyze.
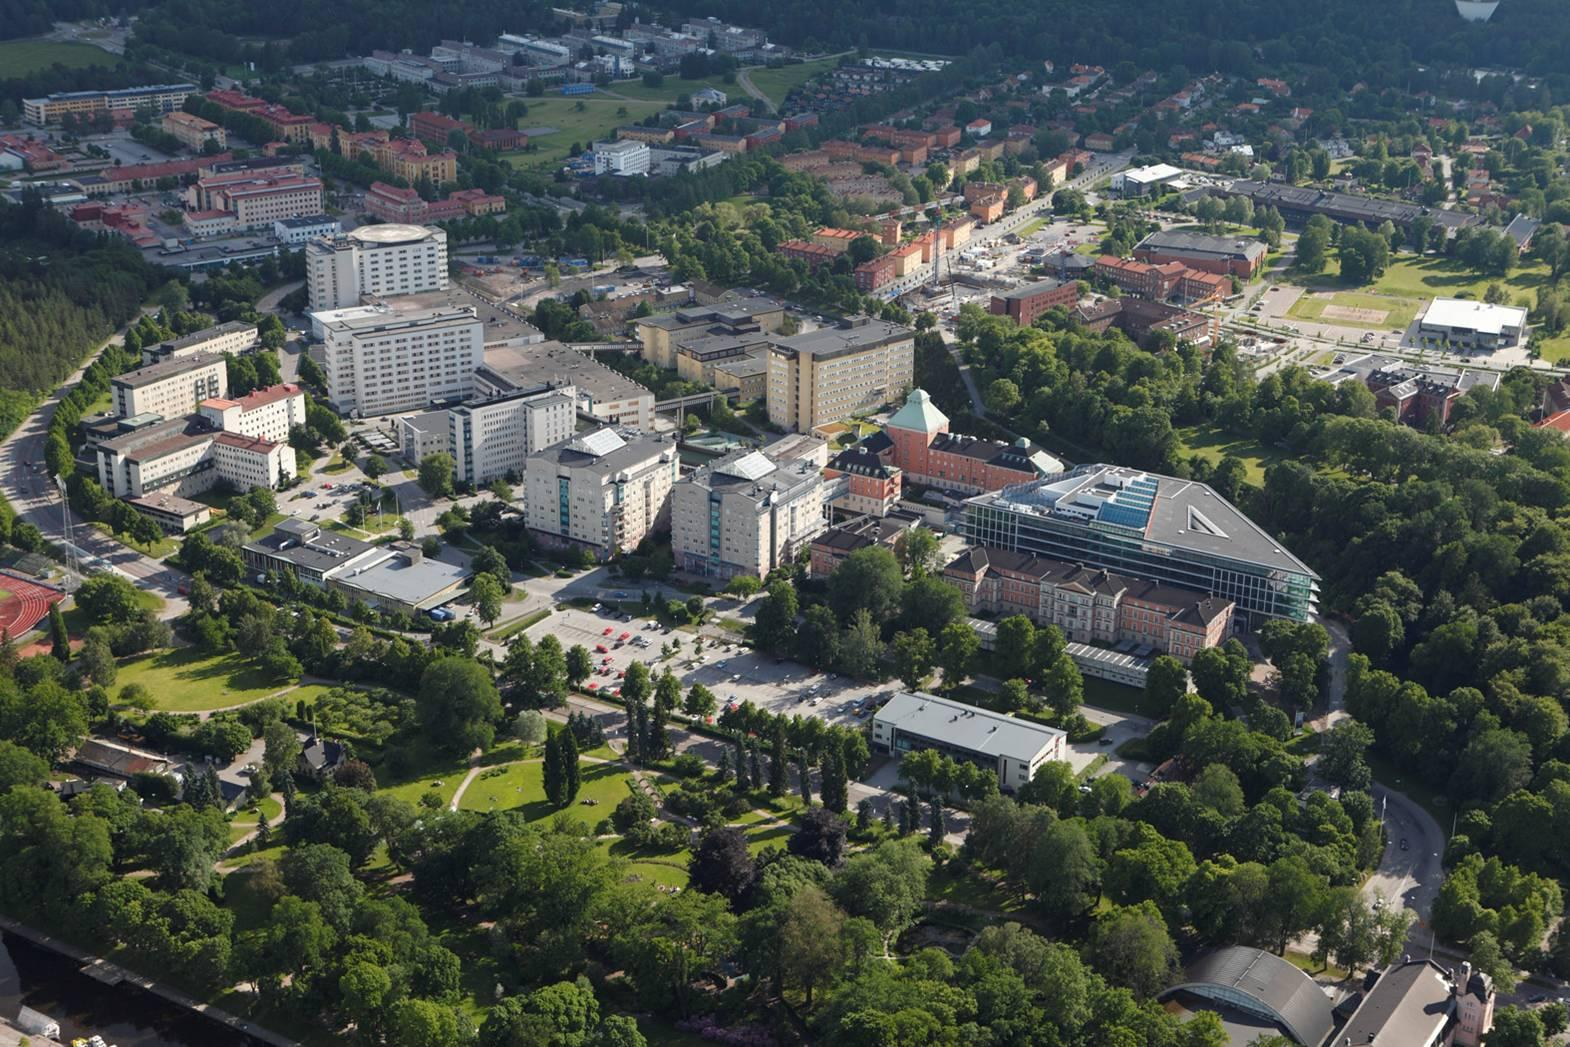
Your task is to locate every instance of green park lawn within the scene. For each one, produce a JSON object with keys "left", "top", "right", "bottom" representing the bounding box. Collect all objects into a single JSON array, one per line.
[
  {"left": 1299, "top": 253, "right": 1549, "bottom": 306},
  {"left": 1533, "top": 333, "right": 1570, "bottom": 364},
  {"left": 0, "top": 39, "right": 122, "bottom": 76},
  {"left": 1173, "top": 423, "right": 1285, "bottom": 486},
  {"left": 1286, "top": 289, "right": 1422, "bottom": 331},
  {"left": 743, "top": 57, "right": 839, "bottom": 108},
  {"left": 601, "top": 74, "right": 736, "bottom": 104},
  {"left": 62, "top": 587, "right": 163, "bottom": 638},
  {"left": 115, "top": 647, "right": 294, "bottom": 712},
  {"left": 502, "top": 97, "right": 667, "bottom": 168}
]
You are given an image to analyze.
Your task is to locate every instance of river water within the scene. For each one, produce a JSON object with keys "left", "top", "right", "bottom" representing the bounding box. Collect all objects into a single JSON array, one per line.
[{"left": 0, "top": 932, "right": 271, "bottom": 1047}]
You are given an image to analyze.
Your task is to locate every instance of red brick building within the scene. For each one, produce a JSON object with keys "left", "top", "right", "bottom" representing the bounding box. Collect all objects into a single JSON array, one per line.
[
  {"left": 880, "top": 388, "right": 1061, "bottom": 494},
  {"left": 824, "top": 445, "right": 902, "bottom": 518},
  {"left": 989, "top": 278, "right": 1080, "bottom": 326},
  {"left": 854, "top": 254, "right": 898, "bottom": 291},
  {"left": 943, "top": 546, "right": 1234, "bottom": 662},
  {"left": 778, "top": 240, "right": 837, "bottom": 269}
]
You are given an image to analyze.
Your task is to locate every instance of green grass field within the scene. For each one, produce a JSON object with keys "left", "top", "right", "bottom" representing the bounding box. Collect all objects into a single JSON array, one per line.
[
  {"left": 0, "top": 39, "right": 122, "bottom": 78},
  {"left": 1286, "top": 289, "right": 1421, "bottom": 331},
  {"left": 601, "top": 75, "right": 735, "bottom": 104},
  {"left": 1534, "top": 334, "right": 1570, "bottom": 363},
  {"left": 504, "top": 97, "right": 667, "bottom": 168},
  {"left": 1173, "top": 423, "right": 1286, "bottom": 486},
  {"left": 63, "top": 588, "right": 163, "bottom": 639},
  {"left": 1368, "top": 255, "right": 1548, "bottom": 302},
  {"left": 115, "top": 647, "right": 295, "bottom": 712},
  {"left": 743, "top": 57, "right": 839, "bottom": 109}
]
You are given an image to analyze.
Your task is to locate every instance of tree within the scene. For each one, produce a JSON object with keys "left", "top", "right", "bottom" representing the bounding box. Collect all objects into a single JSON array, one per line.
[
  {"left": 891, "top": 628, "right": 935, "bottom": 690},
  {"left": 769, "top": 719, "right": 789, "bottom": 797},
  {"left": 362, "top": 454, "right": 387, "bottom": 481},
  {"left": 513, "top": 709, "right": 547, "bottom": 746},
  {"left": 417, "top": 657, "right": 502, "bottom": 753},
  {"left": 76, "top": 631, "right": 117, "bottom": 688},
  {"left": 48, "top": 603, "right": 70, "bottom": 662},
  {"left": 566, "top": 644, "right": 593, "bottom": 688},
  {"left": 1144, "top": 656, "right": 1188, "bottom": 717},
  {"left": 778, "top": 886, "right": 846, "bottom": 1007},
  {"left": 838, "top": 609, "right": 885, "bottom": 680},
  {"left": 936, "top": 622, "right": 978, "bottom": 689},
  {"left": 1487, "top": 1007, "right": 1545, "bottom": 1047},
  {"left": 688, "top": 827, "right": 755, "bottom": 904},
  {"left": 899, "top": 576, "right": 967, "bottom": 636},
  {"left": 753, "top": 579, "right": 799, "bottom": 653},
  {"left": 820, "top": 749, "right": 849, "bottom": 814},
  {"left": 829, "top": 838, "right": 932, "bottom": 934},
  {"left": 1297, "top": 217, "right": 1330, "bottom": 272},
  {"left": 790, "top": 806, "right": 849, "bottom": 867},
  {"left": 893, "top": 528, "right": 941, "bottom": 579},
  {"left": 684, "top": 682, "right": 717, "bottom": 719},
  {"left": 828, "top": 547, "right": 904, "bottom": 623},
  {"left": 417, "top": 452, "right": 455, "bottom": 498},
  {"left": 75, "top": 574, "right": 143, "bottom": 625},
  {"left": 1318, "top": 720, "right": 1375, "bottom": 791},
  {"left": 1086, "top": 901, "right": 1180, "bottom": 999},
  {"left": 471, "top": 573, "right": 505, "bottom": 626}
]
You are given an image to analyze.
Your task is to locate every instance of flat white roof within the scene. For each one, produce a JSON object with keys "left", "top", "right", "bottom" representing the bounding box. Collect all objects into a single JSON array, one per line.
[
  {"left": 1123, "top": 163, "right": 1184, "bottom": 183},
  {"left": 1421, "top": 297, "right": 1526, "bottom": 336},
  {"left": 875, "top": 690, "right": 1065, "bottom": 763}
]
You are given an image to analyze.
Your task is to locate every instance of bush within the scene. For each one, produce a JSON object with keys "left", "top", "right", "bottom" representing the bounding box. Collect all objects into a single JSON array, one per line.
[{"left": 671, "top": 753, "right": 707, "bottom": 778}]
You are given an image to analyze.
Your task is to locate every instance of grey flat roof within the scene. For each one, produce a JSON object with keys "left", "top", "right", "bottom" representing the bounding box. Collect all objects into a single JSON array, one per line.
[
  {"left": 1136, "top": 228, "right": 1266, "bottom": 261},
  {"left": 335, "top": 549, "right": 469, "bottom": 605},
  {"left": 1338, "top": 961, "right": 1453, "bottom": 1047},
  {"left": 531, "top": 426, "right": 673, "bottom": 476},
  {"left": 713, "top": 353, "right": 769, "bottom": 377},
  {"left": 876, "top": 690, "right": 1064, "bottom": 763},
  {"left": 1163, "top": 947, "right": 1335, "bottom": 1047},
  {"left": 770, "top": 317, "right": 914, "bottom": 359},
  {"left": 998, "top": 278, "right": 1073, "bottom": 302},
  {"left": 160, "top": 321, "right": 256, "bottom": 351},
  {"left": 394, "top": 288, "right": 543, "bottom": 345},
  {"left": 482, "top": 341, "right": 651, "bottom": 404},
  {"left": 245, "top": 519, "right": 375, "bottom": 575},
  {"left": 112, "top": 353, "right": 225, "bottom": 389},
  {"left": 400, "top": 409, "right": 450, "bottom": 434}
]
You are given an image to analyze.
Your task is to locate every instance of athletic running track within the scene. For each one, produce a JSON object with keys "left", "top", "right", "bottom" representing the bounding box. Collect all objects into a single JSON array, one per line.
[{"left": 0, "top": 570, "right": 65, "bottom": 640}]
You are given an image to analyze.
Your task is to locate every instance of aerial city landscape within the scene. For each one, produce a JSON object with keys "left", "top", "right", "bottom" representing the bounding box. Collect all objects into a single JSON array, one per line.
[{"left": 6, "top": 0, "right": 1570, "bottom": 1044}]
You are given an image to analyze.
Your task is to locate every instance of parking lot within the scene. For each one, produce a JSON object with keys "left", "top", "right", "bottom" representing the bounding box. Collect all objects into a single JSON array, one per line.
[{"left": 528, "top": 606, "right": 890, "bottom": 730}]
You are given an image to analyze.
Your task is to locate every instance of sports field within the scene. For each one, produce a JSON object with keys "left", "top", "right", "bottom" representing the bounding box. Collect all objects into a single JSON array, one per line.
[
  {"left": 0, "top": 39, "right": 122, "bottom": 77},
  {"left": 0, "top": 573, "right": 64, "bottom": 638},
  {"left": 1287, "top": 290, "right": 1420, "bottom": 331}
]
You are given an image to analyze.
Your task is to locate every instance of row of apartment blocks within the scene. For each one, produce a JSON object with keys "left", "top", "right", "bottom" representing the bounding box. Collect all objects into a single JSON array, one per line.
[
  {"left": 204, "top": 89, "right": 459, "bottom": 186},
  {"left": 779, "top": 221, "right": 976, "bottom": 292},
  {"left": 363, "top": 182, "right": 505, "bottom": 225}
]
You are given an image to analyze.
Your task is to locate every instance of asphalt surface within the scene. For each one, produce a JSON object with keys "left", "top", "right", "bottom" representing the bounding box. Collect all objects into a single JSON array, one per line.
[{"left": 0, "top": 323, "right": 189, "bottom": 618}]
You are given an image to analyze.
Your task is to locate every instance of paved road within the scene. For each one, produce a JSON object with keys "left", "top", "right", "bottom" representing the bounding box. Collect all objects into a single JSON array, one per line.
[
  {"left": 0, "top": 322, "right": 189, "bottom": 619},
  {"left": 1366, "top": 781, "right": 1446, "bottom": 951}
]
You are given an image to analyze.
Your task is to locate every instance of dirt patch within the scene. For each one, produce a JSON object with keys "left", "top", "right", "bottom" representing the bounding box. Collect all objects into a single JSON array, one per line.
[{"left": 1321, "top": 304, "right": 1389, "bottom": 324}]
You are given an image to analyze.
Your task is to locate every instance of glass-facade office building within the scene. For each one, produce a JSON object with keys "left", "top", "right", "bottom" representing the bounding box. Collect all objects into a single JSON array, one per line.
[{"left": 961, "top": 465, "right": 1318, "bottom": 623}]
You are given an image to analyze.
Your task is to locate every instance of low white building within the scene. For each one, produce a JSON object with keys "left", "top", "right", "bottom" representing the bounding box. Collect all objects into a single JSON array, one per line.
[
  {"left": 592, "top": 139, "right": 651, "bottom": 176},
  {"left": 1112, "top": 163, "right": 1185, "bottom": 197},
  {"left": 273, "top": 214, "right": 341, "bottom": 245},
  {"left": 522, "top": 427, "right": 678, "bottom": 559},
  {"left": 872, "top": 690, "right": 1067, "bottom": 793},
  {"left": 1416, "top": 297, "right": 1527, "bottom": 351}
]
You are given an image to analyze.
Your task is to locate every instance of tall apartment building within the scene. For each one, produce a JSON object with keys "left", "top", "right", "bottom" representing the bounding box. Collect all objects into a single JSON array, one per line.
[
  {"left": 766, "top": 318, "right": 915, "bottom": 432},
  {"left": 112, "top": 354, "right": 228, "bottom": 420},
  {"left": 944, "top": 547, "right": 1234, "bottom": 662},
  {"left": 448, "top": 383, "right": 577, "bottom": 486},
  {"left": 142, "top": 321, "right": 257, "bottom": 365},
  {"left": 197, "top": 383, "right": 307, "bottom": 445},
  {"left": 161, "top": 110, "right": 226, "bottom": 151},
  {"left": 23, "top": 83, "right": 195, "bottom": 126},
  {"left": 522, "top": 428, "right": 679, "bottom": 559},
  {"left": 961, "top": 464, "right": 1319, "bottom": 622},
  {"left": 305, "top": 225, "right": 449, "bottom": 312},
  {"left": 671, "top": 447, "right": 827, "bottom": 581},
  {"left": 313, "top": 303, "right": 483, "bottom": 416}
]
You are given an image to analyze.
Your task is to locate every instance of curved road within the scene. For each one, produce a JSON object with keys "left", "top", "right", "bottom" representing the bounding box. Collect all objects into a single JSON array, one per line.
[{"left": 0, "top": 324, "right": 189, "bottom": 618}]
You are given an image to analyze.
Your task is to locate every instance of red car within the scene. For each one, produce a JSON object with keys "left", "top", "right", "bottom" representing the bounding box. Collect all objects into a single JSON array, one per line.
[
  {"left": 603, "top": 627, "right": 614, "bottom": 636},
  {"left": 619, "top": 632, "right": 631, "bottom": 641},
  {"left": 616, "top": 670, "right": 626, "bottom": 679},
  {"left": 587, "top": 682, "right": 599, "bottom": 691},
  {"left": 595, "top": 644, "right": 608, "bottom": 653}
]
